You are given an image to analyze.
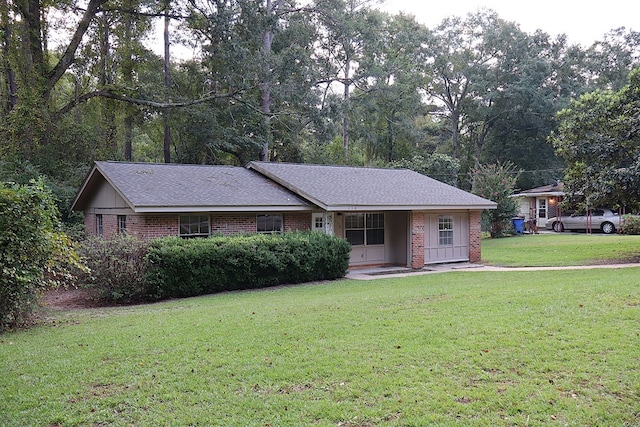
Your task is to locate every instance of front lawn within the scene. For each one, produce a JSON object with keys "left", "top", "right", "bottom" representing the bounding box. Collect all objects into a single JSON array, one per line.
[
  {"left": 482, "top": 233, "right": 640, "bottom": 267},
  {"left": 2, "top": 268, "right": 639, "bottom": 426}
]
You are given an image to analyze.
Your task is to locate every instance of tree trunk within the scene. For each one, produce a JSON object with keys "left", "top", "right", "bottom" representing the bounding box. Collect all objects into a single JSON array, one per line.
[
  {"left": 163, "top": 0, "right": 171, "bottom": 163},
  {"left": 1, "top": 15, "right": 17, "bottom": 112},
  {"left": 258, "top": 0, "right": 283, "bottom": 162},
  {"left": 342, "top": 57, "right": 350, "bottom": 162},
  {"left": 451, "top": 111, "right": 459, "bottom": 159},
  {"left": 123, "top": 0, "right": 134, "bottom": 161},
  {"left": 259, "top": 18, "right": 272, "bottom": 162}
]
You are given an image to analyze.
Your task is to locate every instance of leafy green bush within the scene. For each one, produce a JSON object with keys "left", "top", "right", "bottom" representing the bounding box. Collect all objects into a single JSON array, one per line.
[
  {"left": 470, "top": 162, "right": 520, "bottom": 238},
  {"left": 145, "top": 232, "right": 351, "bottom": 300},
  {"left": 0, "top": 179, "right": 81, "bottom": 330},
  {"left": 619, "top": 214, "right": 640, "bottom": 235},
  {"left": 78, "top": 235, "right": 150, "bottom": 303}
]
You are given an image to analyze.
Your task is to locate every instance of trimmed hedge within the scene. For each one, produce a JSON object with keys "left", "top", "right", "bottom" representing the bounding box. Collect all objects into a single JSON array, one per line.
[{"left": 145, "top": 232, "right": 351, "bottom": 300}]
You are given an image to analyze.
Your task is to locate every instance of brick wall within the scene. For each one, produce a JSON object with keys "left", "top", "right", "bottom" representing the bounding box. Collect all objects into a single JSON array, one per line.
[
  {"left": 410, "top": 211, "right": 425, "bottom": 269},
  {"left": 84, "top": 213, "right": 178, "bottom": 239},
  {"left": 469, "top": 210, "right": 482, "bottom": 263},
  {"left": 85, "top": 212, "right": 313, "bottom": 239},
  {"left": 127, "top": 215, "right": 179, "bottom": 239},
  {"left": 284, "top": 212, "right": 312, "bottom": 232},
  {"left": 84, "top": 213, "right": 96, "bottom": 237},
  {"left": 211, "top": 213, "right": 257, "bottom": 235}
]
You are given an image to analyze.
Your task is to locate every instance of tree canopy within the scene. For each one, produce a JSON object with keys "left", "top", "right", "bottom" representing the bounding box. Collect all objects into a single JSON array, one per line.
[
  {"left": 550, "top": 68, "right": 640, "bottom": 211},
  {"left": 1, "top": 0, "right": 640, "bottom": 209}
]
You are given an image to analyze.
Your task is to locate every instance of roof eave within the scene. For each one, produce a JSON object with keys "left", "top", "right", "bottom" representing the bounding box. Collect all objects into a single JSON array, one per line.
[
  {"left": 323, "top": 204, "right": 497, "bottom": 212},
  {"left": 133, "top": 205, "right": 313, "bottom": 213},
  {"left": 511, "top": 192, "right": 564, "bottom": 198}
]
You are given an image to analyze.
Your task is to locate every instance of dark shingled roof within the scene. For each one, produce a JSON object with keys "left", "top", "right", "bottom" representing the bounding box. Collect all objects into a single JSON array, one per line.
[
  {"left": 512, "top": 182, "right": 564, "bottom": 197},
  {"left": 247, "top": 161, "right": 497, "bottom": 211},
  {"left": 72, "top": 161, "right": 312, "bottom": 212}
]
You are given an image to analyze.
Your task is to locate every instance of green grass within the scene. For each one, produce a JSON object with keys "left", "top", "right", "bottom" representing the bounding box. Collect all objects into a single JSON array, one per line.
[
  {"left": 2, "top": 268, "right": 640, "bottom": 426},
  {"left": 482, "top": 233, "right": 640, "bottom": 267}
]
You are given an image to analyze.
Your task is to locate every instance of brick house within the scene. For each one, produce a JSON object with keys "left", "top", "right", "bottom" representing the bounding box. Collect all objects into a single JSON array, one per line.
[{"left": 72, "top": 161, "right": 496, "bottom": 268}]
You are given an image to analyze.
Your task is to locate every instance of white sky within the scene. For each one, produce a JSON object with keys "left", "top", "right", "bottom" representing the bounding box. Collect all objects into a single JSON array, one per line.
[{"left": 377, "top": 0, "right": 640, "bottom": 46}]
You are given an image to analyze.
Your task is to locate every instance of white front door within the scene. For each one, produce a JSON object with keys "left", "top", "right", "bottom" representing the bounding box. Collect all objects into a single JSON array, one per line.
[
  {"left": 312, "top": 213, "right": 325, "bottom": 232},
  {"left": 536, "top": 198, "right": 547, "bottom": 227}
]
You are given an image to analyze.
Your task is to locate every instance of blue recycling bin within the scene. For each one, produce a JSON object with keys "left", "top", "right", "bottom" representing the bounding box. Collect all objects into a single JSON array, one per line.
[{"left": 512, "top": 217, "right": 525, "bottom": 234}]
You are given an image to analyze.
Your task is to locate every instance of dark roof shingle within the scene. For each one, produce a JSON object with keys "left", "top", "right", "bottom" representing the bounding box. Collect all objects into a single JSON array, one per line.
[
  {"left": 72, "top": 161, "right": 312, "bottom": 212},
  {"left": 247, "top": 161, "right": 496, "bottom": 211}
]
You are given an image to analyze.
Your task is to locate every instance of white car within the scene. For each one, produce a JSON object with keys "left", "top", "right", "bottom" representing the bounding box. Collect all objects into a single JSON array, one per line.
[{"left": 545, "top": 208, "right": 620, "bottom": 234}]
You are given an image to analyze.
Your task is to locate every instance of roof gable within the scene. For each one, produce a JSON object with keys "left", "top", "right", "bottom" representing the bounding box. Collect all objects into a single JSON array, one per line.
[
  {"left": 72, "top": 161, "right": 312, "bottom": 212},
  {"left": 247, "top": 161, "right": 497, "bottom": 211}
]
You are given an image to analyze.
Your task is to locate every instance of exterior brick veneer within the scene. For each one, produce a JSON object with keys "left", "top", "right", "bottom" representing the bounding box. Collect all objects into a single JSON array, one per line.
[
  {"left": 468, "top": 210, "right": 482, "bottom": 263},
  {"left": 84, "top": 213, "right": 178, "bottom": 239},
  {"left": 410, "top": 211, "right": 425, "bottom": 269},
  {"left": 84, "top": 210, "right": 484, "bottom": 267},
  {"left": 284, "top": 212, "right": 312, "bottom": 232},
  {"left": 85, "top": 212, "right": 312, "bottom": 239}
]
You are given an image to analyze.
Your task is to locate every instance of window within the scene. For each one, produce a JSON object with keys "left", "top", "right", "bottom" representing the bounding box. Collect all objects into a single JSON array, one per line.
[
  {"left": 179, "top": 215, "right": 210, "bottom": 237},
  {"left": 257, "top": 214, "right": 282, "bottom": 233},
  {"left": 96, "top": 214, "right": 103, "bottom": 237},
  {"left": 117, "top": 215, "right": 127, "bottom": 234},
  {"left": 345, "top": 213, "right": 384, "bottom": 246},
  {"left": 313, "top": 213, "right": 325, "bottom": 231},
  {"left": 439, "top": 216, "right": 454, "bottom": 246}
]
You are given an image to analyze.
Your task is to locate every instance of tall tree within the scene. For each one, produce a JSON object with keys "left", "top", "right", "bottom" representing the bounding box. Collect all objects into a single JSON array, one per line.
[
  {"left": 312, "top": 0, "right": 375, "bottom": 162},
  {"left": 350, "top": 11, "right": 429, "bottom": 163},
  {"left": 0, "top": 0, "right": 108, "bottom": 163},
  {"left": 550, "top": 68, "right": 640, "bottom": 211}
]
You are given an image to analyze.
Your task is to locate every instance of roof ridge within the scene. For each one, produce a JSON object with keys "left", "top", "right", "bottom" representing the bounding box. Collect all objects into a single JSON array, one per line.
[
  {"left": 98, "top": 160, "right": 239, "bottom": 168},
  {"left": 249, "top": 161, "right": 410, "bottom": 172}
]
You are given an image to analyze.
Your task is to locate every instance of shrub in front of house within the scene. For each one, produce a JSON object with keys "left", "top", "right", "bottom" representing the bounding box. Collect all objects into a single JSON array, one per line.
[
  {"left": 78, "top": 234, "right": 151, "bottom": 303},
  {"left": 0, "top": 179, "right": 82, "bottom": 330},
  {"left": 619, "top": 214, "right": 640, "bottom": 235},
  {"left": 145, "top": 232, "right": 351, "bottom": 300}
]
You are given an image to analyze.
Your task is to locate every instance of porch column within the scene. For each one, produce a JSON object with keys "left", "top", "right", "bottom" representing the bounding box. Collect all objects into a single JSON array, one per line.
[
  {"left": 469, "top": 210, "right": 482, "bottom": 263},
  {"left": 410, "top": 211, "right": 425, "bottom": 269},
  {"left": 324, "top": 212, "right": 334, "bottom": 235}
]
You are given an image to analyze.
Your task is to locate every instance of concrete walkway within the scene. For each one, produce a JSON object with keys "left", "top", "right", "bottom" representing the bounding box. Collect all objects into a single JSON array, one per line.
[{"left": 345, "top": 262, "right": 640, "bottom": 280}]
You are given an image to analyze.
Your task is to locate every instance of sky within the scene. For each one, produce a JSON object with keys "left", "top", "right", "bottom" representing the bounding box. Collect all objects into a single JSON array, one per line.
[{"left": 376, "top": 0, "right": 640, "bottom": 46}]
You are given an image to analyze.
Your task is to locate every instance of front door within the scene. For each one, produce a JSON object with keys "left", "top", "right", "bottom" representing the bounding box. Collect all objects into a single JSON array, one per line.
[
  {"left": 536, "top": 198, "right": 547, "bottom": 227},
  {"left": 312, "top": 213, "right": 325, "bottom": 232}
]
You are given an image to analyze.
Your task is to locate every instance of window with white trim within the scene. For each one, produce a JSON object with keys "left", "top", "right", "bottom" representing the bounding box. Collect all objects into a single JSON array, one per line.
[
  {"left": 179, "top": 215, "right": 210, "bottom": 238},
  {"left": 117, "top": 215, "right": 127, "bottom": 234},
  {"left": 345, "top": 213, "right": 384, "bottom": 246},
  {"left": 438, "top": 215, "right": 454, "bottom": 246},
  {"left": 96, "top": 214, "right": 103, "bottom": 236},
  {"left": 257, "top": 214, "right": 282, "bottom": 233}
]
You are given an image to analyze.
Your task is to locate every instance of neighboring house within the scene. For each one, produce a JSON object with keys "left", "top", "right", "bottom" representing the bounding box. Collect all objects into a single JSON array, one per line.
[
  {"left": 511, "top": 182, "right": 564, "bottom": 228},
  {"left": 72, "top": 161, "right": 497, "bottom": 269}
]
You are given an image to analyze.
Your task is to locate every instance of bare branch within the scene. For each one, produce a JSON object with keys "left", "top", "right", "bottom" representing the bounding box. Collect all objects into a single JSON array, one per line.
[
  {"left": 47, "top": 0, "right": 109, "bottom": 95},
  {"left": 53, "top": 89, "right": 241, "bottom": 120}
]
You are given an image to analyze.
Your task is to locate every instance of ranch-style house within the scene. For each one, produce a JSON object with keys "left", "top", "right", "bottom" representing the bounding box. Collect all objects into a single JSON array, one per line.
[{"left": 72, "top": 161, "right": 497, "bottom": 268}]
